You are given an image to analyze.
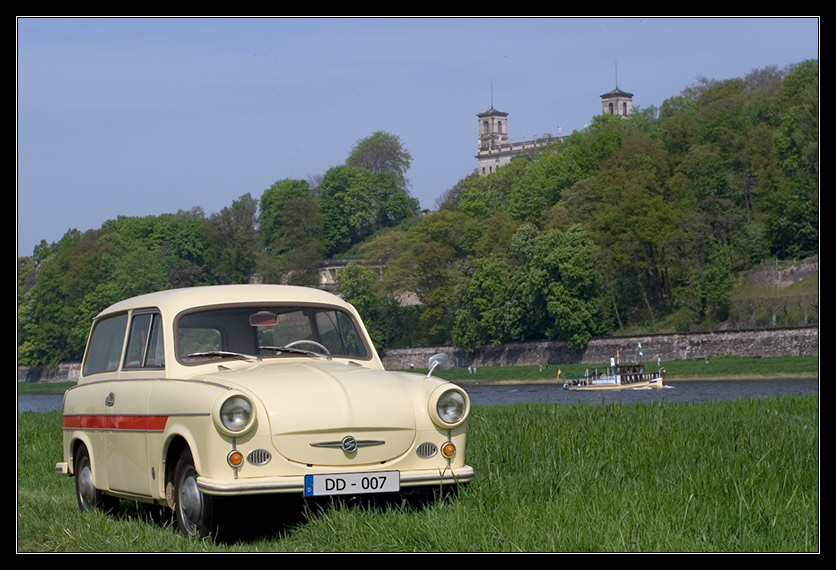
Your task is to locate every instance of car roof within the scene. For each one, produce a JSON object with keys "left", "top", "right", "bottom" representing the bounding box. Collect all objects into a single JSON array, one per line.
[{"left": 96, "top": 284, "right": 356, "bottom": 319}]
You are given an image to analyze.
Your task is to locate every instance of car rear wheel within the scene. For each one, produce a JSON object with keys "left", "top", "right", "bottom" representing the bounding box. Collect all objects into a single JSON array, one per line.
[
  {"left": 173, "top": 448, "right": 218, "bottom": 538},
  {"left": 74, "top": 444, "right": 120, "bottom": 515}
]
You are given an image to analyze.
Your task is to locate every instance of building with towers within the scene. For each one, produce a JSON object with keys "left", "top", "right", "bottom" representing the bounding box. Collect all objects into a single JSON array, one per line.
[
  {"left": 476, "top": 81, "right": 634, "bottom": 176},
  {"left": 475, "top": 106, "right": 556, "bottom": 176}
]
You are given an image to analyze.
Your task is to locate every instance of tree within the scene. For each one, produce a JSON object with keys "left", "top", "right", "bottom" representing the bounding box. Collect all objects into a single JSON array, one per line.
[
  {"left": 458, "top": 158, "right": 531, "bottom": 219},
  {"left": 318, "top": 165, "right": 418, "bottom": 256},
  {"left": 346, "top": 131, "right": 413, "bottom": 189},
  {"left": 435, "top": 174, "right": 477, "bottom": 211},
  {"left": 335, "top": 262, "right": 387, "bottom": 350},
  {"left": 18, "top": 229, "right": 116, "bottom": 367},
  {"left": 258, "top": 179, "right": 324, "bottom": 285},
  {"left": 206, "top": 194, "right": 260, "bottom": 284},
  {"left": 358, "top": 210, "right": 485, "bottom": 346},
  {"left": 451, "top": 256, "right": 515, "bottom": 351},
  {"left": 765, "top": 60, "right": 818, "bottom": 258},
  {"left": 368, "top": 216, "right": 460, "bottom": 301},
  {"left": 697, "top": 245, "right": 735, "bottom": 325},
  {"left": 451, "top": 224, "right": 605, "bottom": 351},
  {"left": 17, "top": 209, "right": 216, "bottom": 368},
  {"left": 258, "top": 179, "right": 314, "bottom": 251},
  {"left": 318, "top": 166, "right": 379, "bottom": 255}
]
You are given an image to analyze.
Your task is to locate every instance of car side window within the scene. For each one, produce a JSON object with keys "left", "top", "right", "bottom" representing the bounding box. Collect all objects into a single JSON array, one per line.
[
  {"left": 124, "top": 312, "right": 165, "bottom": 369},
  {"left": 82, "top": 313, "right": 129, "bottom": 375}
]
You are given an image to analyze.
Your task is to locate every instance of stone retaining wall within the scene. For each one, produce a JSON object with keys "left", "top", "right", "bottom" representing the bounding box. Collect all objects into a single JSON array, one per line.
[
  {"left": 18, "top": 362, "right": 81, "bottom": 384},
  {"left": 380, "top": 327, "right": 818, "bottom": 370},
  {"left": 18, "top": 328, "right": 818, "bottom": 382}
]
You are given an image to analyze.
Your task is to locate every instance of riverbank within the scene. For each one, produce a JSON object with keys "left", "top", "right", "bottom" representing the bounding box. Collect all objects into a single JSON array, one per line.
[
  {"left": 18, "top": 355, "right": 818, "bottom": 394},
  {"left": 452, "top": 372, "right": 819, "bottom": 386},
  {"left": 421, "top": 355, "right": 819, "bottom": 386}
]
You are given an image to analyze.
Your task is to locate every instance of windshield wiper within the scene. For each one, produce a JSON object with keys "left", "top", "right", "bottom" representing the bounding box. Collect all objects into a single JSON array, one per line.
[
  {"left": 186, "top": 350, "right": 262, "bottom": 362},
  {"left": 259, "top": 345, "right": 332, "bottom": 360}
]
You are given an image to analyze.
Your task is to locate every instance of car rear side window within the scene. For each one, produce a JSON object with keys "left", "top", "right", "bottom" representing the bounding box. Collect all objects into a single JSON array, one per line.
[
  {"left": 124, "top": 312, "right": 165, "bottom": 369},
  {"left": 82, "top": 313, "right": 128, "bottom": 375}
]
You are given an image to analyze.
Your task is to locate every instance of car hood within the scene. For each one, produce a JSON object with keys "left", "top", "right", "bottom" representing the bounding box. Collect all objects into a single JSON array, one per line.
[{"left": 203, "top": 360, "right": 433, "bottom": 466}]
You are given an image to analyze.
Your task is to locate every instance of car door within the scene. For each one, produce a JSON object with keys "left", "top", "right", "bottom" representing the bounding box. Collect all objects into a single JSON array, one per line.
[
  {"left": 64, "top": 311, "right": 130, "bottom": 493},
  {"left": 104, "top": 310, "right": 167, "bottom": 497}
]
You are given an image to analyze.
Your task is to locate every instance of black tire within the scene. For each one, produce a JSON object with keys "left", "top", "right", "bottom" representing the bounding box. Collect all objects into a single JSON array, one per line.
[
  {"left": 74, "top": 444, "right": 120, "bottom": 515},
  {"left": 173, "top": 448, "right": 218, "bottom": 538}
]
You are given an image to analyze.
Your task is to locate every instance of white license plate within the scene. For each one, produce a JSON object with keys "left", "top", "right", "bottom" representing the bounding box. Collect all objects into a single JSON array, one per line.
[{"left": 304, "top": 471, "right": 400, "bottom": 497}]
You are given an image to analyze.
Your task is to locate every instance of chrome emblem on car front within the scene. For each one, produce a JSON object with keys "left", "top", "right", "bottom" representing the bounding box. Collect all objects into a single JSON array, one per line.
[{"left": 310, "top": 435, "right": 385, "bottom": 452}]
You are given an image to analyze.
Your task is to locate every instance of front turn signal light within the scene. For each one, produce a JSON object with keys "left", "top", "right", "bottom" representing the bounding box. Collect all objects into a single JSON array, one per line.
[
  {"left": 227, "top": 450, "right": 244, "bottom": 468},
  {"left": 441, "top": 442, "right": 457, "bottom": 459}
]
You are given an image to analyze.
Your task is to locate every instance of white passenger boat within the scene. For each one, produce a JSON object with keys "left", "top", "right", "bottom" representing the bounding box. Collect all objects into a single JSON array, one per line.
[{"left": 563, "top": 345, "right": 664, "bottom": 391}]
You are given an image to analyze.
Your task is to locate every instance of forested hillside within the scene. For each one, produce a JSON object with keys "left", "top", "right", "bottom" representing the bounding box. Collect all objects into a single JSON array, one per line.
[{"left": 17, "top": 62, "right": 818, "bottom": 367}]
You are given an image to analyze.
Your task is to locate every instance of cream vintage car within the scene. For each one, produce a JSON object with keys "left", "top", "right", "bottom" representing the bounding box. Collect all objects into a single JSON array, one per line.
[{"left": 55, "top": 284, "right": 473, "bottom": 538}]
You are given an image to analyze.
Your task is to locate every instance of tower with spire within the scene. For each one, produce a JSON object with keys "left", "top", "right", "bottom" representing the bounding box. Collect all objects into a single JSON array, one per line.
[
  {"left": 477, "top": 106, "right": 509, "bottom": 152},
  {"left": 600, "top": 63, "right": 633, "bottom": 118},
  {"left": 475, "top": 103, "right": 556, "bottom": 176},
  {"left": 600, "top": 87, "right": 634, "bottom": 118}
]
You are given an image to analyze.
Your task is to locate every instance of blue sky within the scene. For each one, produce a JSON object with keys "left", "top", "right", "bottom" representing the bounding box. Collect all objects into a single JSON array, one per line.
[{"left": 16, "top": 17, "right": 819, "bottom": 257}]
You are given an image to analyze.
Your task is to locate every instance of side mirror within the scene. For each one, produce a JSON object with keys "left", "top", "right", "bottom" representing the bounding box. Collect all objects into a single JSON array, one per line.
[{"left": 426, "top": 353, "right": 452, "bottom": 378}]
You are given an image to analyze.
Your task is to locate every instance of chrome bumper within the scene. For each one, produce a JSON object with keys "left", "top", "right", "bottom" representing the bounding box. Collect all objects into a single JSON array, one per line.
[{"left": 197, "top": 465, "right": 475, "bottom": 496}]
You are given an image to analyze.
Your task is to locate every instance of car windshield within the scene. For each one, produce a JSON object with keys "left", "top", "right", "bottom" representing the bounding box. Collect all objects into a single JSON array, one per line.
[{"left": 176, "top": 305, "right": 370, "bottom": 364}]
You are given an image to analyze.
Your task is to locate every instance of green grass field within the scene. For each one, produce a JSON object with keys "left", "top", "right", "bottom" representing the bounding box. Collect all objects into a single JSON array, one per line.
[{"left": 18, "top": 395, "right": 818, "bottom": 552}]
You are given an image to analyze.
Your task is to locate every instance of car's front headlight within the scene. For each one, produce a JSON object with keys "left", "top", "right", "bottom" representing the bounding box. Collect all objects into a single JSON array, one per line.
[
  {"left": 429, "top": 385, "right": 470, "bottom": 428},
  {"left": 213, "top": 393, "right": 256, "bottom": 436},
  {"left": 221, "top": 396, "right": 252, "bottom": 431}
]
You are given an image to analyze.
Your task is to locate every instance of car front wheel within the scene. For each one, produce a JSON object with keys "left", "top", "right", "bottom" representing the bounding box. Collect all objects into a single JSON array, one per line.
[
  {"left": 173, "top": 448, "right": 218, "bottom": 538},
  {"left": 74, "top": 444, "right": 119, "bottom": 515}
]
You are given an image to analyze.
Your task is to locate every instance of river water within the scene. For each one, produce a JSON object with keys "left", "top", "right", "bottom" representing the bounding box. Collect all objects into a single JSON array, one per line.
[
  {"left": 17, "top": 379, "right": 818, "bottom": 413},
  {"left": 463, "top": 379, "right": 818, "bottom": 406}
]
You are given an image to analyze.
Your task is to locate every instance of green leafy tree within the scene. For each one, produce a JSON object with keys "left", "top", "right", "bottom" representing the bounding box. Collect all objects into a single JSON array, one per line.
[
  {"left": 346, "top": 131, "right": 413, "bottom": 189},
  {"left": 697, "top": 245, "right": 736, "bottom": 325},
  {"left": 258, "top": 179, "right": 324, "bottom": 285},
  {"left": 206, "top": 193, "right": 260, "bottom": 284},
  {"left": 361, "top": 211, "right": 482, "bottom": 346},
  {"left": 458, "top": 158, "right": 531, "bottom": 219},
  {"left": 18, "top": 229, "right": 113, "bottom": 367},
  {"left": 766, "top": 60, "right": 818, "bottom": 258},
  {"left": 319, "top": 166, "right": 417, "bottom": 256},
  {"left": 452, "top": 224, "right": 605, "bottom": 351},
  {"left": 319, "top": 166, "right": 379, "bottom": 255},
  {"left": 518, "top": 224, "right": 607, "bottom": 348},
  {"left": 258, "top": 179, "right": 315, "bottom": 251},
  {"left": 18, "top": 209, "right": 214, "bottom": 367},
  {"left": 334, "top": 262, "right": 388, "bottom": 350},
  {"left": 365, "top": 211, "right": 477, "bottom": 300},
  {"left": 435, "top": 174, "right": 477, "bottom": 211},
  {"left": 451, "top": 256, "right": 515, "bottom": 351}
]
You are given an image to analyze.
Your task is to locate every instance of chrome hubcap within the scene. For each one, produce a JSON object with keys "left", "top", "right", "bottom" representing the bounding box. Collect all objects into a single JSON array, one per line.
[
  {"left": 77, "top": 460, "right": 97, "bottom": 510},
  {"left": 178, "top": 466, "right": 203, "bottom": 533}
]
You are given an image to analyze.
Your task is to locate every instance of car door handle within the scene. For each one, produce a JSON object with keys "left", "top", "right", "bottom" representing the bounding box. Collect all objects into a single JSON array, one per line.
[{"left": 105, "top": 392, "right": 115, "bottom": 407}]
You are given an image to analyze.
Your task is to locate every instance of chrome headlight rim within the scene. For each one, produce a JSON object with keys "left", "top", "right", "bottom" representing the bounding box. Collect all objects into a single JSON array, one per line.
[
  {"left": 429, "top": 385, "right": 470, "bottom": 428},
  {"left": 212, "top": 392, "right": 256, "bottom": 437}
]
